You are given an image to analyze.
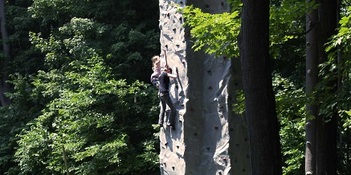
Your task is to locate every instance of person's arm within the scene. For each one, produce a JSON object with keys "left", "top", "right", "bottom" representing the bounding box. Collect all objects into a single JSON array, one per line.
[
  {"left": 167, "top": 72, "right": 177, "bottom": 78},
  {"left": 164, "top": 50, "right": 168, "bottom": 67},
  {"left": 165, "top": 66, "right": 177, "bottom": 78}
]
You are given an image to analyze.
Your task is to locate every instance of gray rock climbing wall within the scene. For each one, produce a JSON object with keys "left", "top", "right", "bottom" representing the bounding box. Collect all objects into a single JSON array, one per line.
[{"left": 158, "top": 0, "right": 250, "bottom": 174}]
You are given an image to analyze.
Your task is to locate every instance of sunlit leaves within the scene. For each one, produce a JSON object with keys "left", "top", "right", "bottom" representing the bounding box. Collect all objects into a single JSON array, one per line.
[
  {"left": 182, "top": 2, "right": 309, "bottom": 174},
  {"left": 273, "top": 74, "right": 305, "bottom": 175},
  {"left": 270, "top": 0, "right": 317, "bottom": 59},
  {"left": 1, "top": 0, "right": 160, "bottom": 174},
  {"left": 327, "top": 6, "right": 351, "bottom": 52},
  {"left": 15, "top": 15, "right": 158, "bottom": 175},
  {"left": 182, "top": 5, "right": 240, "bottom": 58}
]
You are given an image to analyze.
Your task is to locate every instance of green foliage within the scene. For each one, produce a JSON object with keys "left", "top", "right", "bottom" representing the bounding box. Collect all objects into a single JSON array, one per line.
[
  {"left": 6, "top": 1, "right": 45, "bottom": 75},
  {"left": 28, "top": 0, "right": 160, "bottom": 82},
  {"left": 232, "top": 90, "right": 245, "bottom": 115},
  {"left": 232, "top": 75, "right": 306, "bottom": 175},
  {"left": 273, "top": 74, "right": 305, "bottom": 175},
  {"left": 280, "top": 116, "right": 305, "bottom": 175},
  {"left": 226, "top": 0, "right": 243, "bottom": 10},
  {"left": 0, "top": 0, "right": 160, "bottom": 174},
  {"left": 326, "top": 6, "right": 351, "bottom": 53},
  {"left": 182, "top": 5, "right": 241, "bottom": 58},
  {"left": 15, "top": 17, "right": 159, "bottom": 174},
  {"left": 0, "top": 74, "right": 43, "bottom": 175},
  {"left": 183, "top": 1, "right": 309, "bottom": 174},
  {"left": 316, "top": 40, "right": 351, "bottom": 172},
  {"left": 182, "top": 0, "right": 315, "bottom": 59},
  {"left": 269, "top": 0, "right": 313, "bottom": 58},
  {"left": 16, "top": 80, "right": 158, "bottom": 175},
  {"left": 318, "top": 0, "right": 351, "bottom": 126}
]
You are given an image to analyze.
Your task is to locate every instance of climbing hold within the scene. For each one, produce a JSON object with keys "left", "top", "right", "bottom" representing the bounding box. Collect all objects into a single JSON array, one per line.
[
  {"left": 208, "top": 85, "right": 213, "bottom": 90},
  {"left": 214, "top": 126, "right": 219, "bottom": 130},
  {"left": 223, "top": 158, "right": 228, "bottom": 164}
]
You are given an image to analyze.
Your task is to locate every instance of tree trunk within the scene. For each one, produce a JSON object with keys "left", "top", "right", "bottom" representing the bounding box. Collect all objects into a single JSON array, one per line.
[
  {"left": 240, "top": 0, "right": 282, "bottom": 174},
  {"left": 316, "top": 0, "right": 338, "bottom": 174},
  {"left": 0, "top": 0, "right": 11, "bottom": 106},
  {"left": 305, "top": 1, "right": 319, "bottom": 174}
]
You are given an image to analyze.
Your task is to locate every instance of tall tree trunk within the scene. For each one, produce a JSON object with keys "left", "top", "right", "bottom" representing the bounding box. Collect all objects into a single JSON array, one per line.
[
  {"left": 0, "top": 0, "right": 10, "bottom": 106},
  {"left": 240, "top": 0, "right": 282, "bottom": 174},
  {"left": 316, "top": 0, "right": 338, "bottom": 174},
  {"left": 305, "top": 1, "right": 319, "bottom": 174}
]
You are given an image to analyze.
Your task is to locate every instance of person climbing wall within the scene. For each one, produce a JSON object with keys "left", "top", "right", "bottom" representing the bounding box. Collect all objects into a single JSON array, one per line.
[
  {"left": 158, "top": 50, "right": 177, "bottom": 129},
  {"left": 158, "top": 66, "right": 177, "bottom": 129}
]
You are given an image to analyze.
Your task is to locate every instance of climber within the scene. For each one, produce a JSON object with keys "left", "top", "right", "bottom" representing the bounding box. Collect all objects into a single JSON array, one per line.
[
  {"left": 158, "top": 65, "right": 177, "bottom": 129},
  {"left": 150, "top": 55, "right": 161, "bottom": 89}
]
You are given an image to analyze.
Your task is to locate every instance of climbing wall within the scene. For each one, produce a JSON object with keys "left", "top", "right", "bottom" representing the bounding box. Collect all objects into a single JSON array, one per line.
[
  {"left": 158, "top": 0, "right": 250, "bottom": 174},
  {"left": 158, "top": 1, "right": 186, "bottom": 174}
]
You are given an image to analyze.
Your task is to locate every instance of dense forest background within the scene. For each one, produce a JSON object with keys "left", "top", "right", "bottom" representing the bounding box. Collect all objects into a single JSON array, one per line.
[
  {"left": 0, "top": 0, "right": 351, "bottom": 175},
  {"left": 0, "top": 0, "right": 160, "bottom": 174}
]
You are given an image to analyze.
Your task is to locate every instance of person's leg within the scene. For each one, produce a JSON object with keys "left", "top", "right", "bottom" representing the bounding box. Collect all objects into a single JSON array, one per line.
[
  {"left": 163, "top": 94, "right": 176, "bottom": 127},
  {"left": 158, "top": 94, "right": 166, "bottom": 126}
]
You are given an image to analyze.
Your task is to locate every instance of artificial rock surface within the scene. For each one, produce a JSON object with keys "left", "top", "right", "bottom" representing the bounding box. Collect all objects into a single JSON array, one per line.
[{"left": 158, "top": 0, "right": 250, "bottom": 174}]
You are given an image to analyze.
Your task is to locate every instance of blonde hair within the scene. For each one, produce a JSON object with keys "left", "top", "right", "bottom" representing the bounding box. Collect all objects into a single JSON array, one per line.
[{"left": 151, "top": 55, "right": 160, "bottom": 71}]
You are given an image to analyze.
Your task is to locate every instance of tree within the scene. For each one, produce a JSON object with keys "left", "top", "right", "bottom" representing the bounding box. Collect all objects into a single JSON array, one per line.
[
  {"left": 305, "top": 0, "right": 319, "bottom": 174},
  {"left": 240, "top": 0, "right": 282, "bottom": 174},
  {"left": 0, "top": 0, "right": 161, "bottom": 174},
  {"left": 182, "top": 0, "right": 310, "bottom": 173},
  {"left": 0, "top": 1, "right": 46, "bottom": 174},
  {"left": 315, "top": 0, "right": 338, "bottom": 174},
  {"left": 14, "top": 18, "right": 159, "bottom": 175},
  {"left": 156, "top": 0, "right": 351, "bottom": 174},
  {"left": 305, "top": 0, "right": 339, "bottom": 174},
  {"left": 0, "top": 0, "right": 11, "bottom": 106}
]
